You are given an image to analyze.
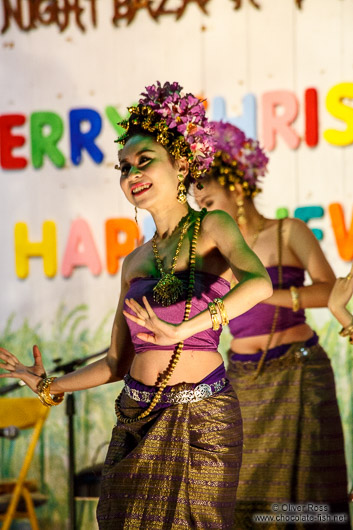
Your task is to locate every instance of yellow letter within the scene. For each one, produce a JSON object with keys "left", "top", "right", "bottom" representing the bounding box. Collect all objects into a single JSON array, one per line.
[
  {"left": 14, "top": 221, "right": 57, "bottom": 279},
  {"left": 324, "top": 82, "right": 353, "bottom": 146}
]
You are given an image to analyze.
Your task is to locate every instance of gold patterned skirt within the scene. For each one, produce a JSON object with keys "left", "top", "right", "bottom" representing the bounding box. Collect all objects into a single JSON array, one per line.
[
  {"left": 96, "top": 379, "right": 243, "bottom": 529},
  {"left": 227, "top": 336, "right": 350, "bottom": 529}
]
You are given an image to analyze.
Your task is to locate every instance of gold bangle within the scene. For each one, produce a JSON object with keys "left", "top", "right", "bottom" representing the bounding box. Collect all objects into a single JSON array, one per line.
[
  {"left": 214, "top": 298, "right": 229, "bottom": 326},
  {"left": 339, "top": 318, "right": 353, "bottom": 338},
  {"left": 289, "top": 286, "right": 300, "bottom": 312},
  {"left": 37, "top": 377, "right": 64, "bottom": 407},
  {"left": 208, "top": 302, "right": 221, "bottom": 331}
]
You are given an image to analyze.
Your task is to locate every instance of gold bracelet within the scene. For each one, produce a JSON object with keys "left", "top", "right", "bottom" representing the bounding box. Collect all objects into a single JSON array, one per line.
[
  {"left": 208, "top": 302, "right": 221, "bottom": 331},
  {"left": 339, "top": 318, "right": 353, "bottom": 338},
  {"left": 214, "top": 298, "right": 229, "bottom": 326},
  {"left": 289, "top": 286, "right": 300, "bottom": 312},
  {"left": 37, "top": 377, "right": 64, "bottom": 407}
]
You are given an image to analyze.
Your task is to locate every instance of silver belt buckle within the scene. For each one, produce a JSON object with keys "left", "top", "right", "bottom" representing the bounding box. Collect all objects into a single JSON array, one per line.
[
  {"left": 193, "top": 383, "right": 213, "bottom": 401},
  {"left": 295, "top": 346, "right": 310, "bottom": 361}
]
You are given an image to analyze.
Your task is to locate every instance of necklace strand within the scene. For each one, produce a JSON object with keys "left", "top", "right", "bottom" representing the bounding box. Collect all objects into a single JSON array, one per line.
[
  {"left": 152, "top": 212, "right": 191, "bottom": 277},
  {"left": 250, "top": 215, "right": 265, "bottom": 249}
]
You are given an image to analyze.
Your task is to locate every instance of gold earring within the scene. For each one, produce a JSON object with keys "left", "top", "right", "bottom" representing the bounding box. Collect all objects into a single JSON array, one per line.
[
  {"left": 236, "top": 198, "right": 246, "bottom": 226},
  {"left": 177, "top": 174, "right": 187, "bottom": 204},
  {"left": 134, "top": 206, "right": 138, "bottom": 225}
]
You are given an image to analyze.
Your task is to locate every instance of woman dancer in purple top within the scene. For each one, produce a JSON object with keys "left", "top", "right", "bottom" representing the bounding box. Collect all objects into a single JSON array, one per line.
[
  {"left": 195, "top": 121, "right": 350, "bottom": 528},
  {"left": 0, "top": 83, "right": 272, "bottom": 529}
]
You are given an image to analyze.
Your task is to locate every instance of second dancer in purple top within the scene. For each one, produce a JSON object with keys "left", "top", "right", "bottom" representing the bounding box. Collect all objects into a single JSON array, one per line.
[{"left": 195, "top": 121, "right": 350, "bottom": 528}]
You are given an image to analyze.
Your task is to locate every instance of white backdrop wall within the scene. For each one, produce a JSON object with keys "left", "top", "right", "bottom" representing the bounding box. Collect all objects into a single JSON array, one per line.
[
  {"left": 0, "top": 1, "right": 352, "bottom": 527},
  {"left": 1, "top": 0, "right": 353, "bottom": 332}
]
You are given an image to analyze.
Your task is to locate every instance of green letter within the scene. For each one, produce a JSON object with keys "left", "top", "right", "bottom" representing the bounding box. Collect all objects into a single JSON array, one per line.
[{"left": 30, "top": 111, "right": 65, "bottom": 168}]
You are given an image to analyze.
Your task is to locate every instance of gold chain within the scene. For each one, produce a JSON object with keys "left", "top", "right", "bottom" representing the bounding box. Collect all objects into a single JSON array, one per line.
[
  {"left": 250, "top": 215, "right": 265, "bottom": 249},
  {"left": 152, "top": 212, "right": 191, "bottom": 277},
  {"left": 115, "top": 208, "right": 207, "bottom": 424},
  {"left": 253, "top": 218, "right": 283, "bottom": 379}
]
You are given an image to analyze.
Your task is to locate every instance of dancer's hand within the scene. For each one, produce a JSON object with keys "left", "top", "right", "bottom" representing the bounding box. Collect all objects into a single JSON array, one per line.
[
  {"left": 124, "top": 297, "right": 184, "bottom": 346},
  {"left": 328, "top": 264, "right": 353, "bottom": 312},
  {"left": 0, "top": 345, "right": 46, "bottom": 393}
]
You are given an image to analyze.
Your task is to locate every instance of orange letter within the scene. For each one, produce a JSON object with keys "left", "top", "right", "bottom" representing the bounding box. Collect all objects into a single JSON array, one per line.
[
  {"left": 328, "top": 203, "right": 353, "bottom": 261},
  {"left": 14, "top": 221, "right": 57, "bottom": 279},
  {"left": 106, "top": 218, "right": 140, "bottom": 274}
]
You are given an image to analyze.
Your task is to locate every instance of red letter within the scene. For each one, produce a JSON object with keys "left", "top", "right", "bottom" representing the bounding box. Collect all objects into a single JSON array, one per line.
[
  {"left": 0, "top": 114, "right": 27, "bottom": 169},
  {"left": 305, "top": 88, "right": 319, "bottom": 148}
]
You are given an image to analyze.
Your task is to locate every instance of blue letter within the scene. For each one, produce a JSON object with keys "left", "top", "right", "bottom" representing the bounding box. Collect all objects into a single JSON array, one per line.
[
  {"left": 211, "top": 94, "right": 257, "bottom": 139},
  {"left": 69, "top": 108, "right": 104, "bottom": 165},
  {"left": 294, "top": 206, "right": 324, "bottom": 240}
]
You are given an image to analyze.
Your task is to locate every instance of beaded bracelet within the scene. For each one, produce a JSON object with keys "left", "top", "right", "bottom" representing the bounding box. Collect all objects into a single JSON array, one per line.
[
  {"left": 208, "top": 302, "right": 221, "bottom": 331},
  {"left": 37, "top": 377, "right": 64, "bottom": 407},
  {"left": 214, "top": 298, "right": 229, "bottom": 326},
  {"left": 289, "top": 286, "right": 300, "bottom": 312}
]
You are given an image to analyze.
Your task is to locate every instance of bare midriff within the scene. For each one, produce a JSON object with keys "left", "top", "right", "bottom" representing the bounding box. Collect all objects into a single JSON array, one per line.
[
  {"left": 130, "top": 349, "right": 224, "bottom": 386},
  {"left": 230, "top": 323, "right": 314, "bottom": 354}
]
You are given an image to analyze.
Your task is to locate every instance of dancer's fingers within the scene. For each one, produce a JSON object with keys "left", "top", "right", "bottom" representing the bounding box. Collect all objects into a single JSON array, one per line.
[
  {"left": 136, "top": 332, "right": 156, "bottom": 343},
  {"left": 0, "top": 349, "right": 19, "bottom": 367},
  {"left": 0, "top": 372, "right": 16, "bottom": 378},
  {"left": 0, "top": 360, "right": 17, "bottom": 372},
  {"left": 142, "top": 296, "right": 156, "bottom": 318},
  {"left": 123, "top": 310, "right": 148, "bottom": 329},
  {"left": 125, "top": 298, "right": 148, "bottom": 318},
  {"left": 33, "top": 345, "right": 43, "bottom": 364}
]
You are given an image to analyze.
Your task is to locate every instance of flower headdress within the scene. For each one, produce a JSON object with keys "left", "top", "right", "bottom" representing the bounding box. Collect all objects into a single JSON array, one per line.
[
  {"left": 116, "top": 81, "right": 215, "bottom": 181},
  {"left": 208, "top": 121, "right": 269, "bottom": 197}
]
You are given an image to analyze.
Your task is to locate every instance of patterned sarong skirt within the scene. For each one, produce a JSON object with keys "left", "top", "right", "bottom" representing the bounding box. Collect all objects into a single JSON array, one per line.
[
  {"left": 97, "top": 370, "right": 243, "bottom": 529},
  {"left": 227, "top": 334, "right": 350, "bottom": 529}
]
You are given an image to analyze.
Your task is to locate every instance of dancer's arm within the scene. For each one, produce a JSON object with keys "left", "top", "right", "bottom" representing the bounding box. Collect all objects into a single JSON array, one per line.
[
  {"left": 124, "top": 210, "right": 273, "bottom": 346},
  {"left": 263, "top": 218, "right": 335, "bottom": 309},
  {"left": 0, "top": 257, "right": 135, "bottom": 395}
]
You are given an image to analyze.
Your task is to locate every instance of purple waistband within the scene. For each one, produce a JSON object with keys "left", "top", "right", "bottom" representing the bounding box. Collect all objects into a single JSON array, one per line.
[
  {"left": 229, "top": 333, "right": 319, "bottom": 363},
  {"left": 122, "top": 363, "right": 227, "bottom": 410}
]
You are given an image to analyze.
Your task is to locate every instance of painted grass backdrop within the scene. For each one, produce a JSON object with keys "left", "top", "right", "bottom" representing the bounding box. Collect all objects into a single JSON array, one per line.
[{"left": 0, "top": 305, "right": 352, "bottom": 529}]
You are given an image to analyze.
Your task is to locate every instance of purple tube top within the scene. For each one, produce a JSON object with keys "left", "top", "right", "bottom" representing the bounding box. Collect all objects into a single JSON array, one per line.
[
  {"left": 228, "top": 266, "right": 306, "bottom": 338},
  {"left": 124, "top": 270, "right": 230, "bottom": 353}
]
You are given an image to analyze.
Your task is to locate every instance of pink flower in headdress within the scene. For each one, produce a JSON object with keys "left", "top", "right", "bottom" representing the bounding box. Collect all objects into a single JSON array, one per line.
[
  {"left": 190, "top": 141, "right": 205, "bottom": 158},
  {"left": 136, "top": 81, "right": 216, "bottom": 176},
  {"left": 211, "top": 121, "right": 269, "bottom": 190}
]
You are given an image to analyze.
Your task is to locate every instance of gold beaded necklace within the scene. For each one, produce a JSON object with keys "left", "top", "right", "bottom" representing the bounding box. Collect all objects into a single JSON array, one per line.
[
  {"left": 115, "top": 208, "right": 207, "bottom": 424},
  {"left": 151, "top": 211, "right": 192, "bottom": 307}
]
